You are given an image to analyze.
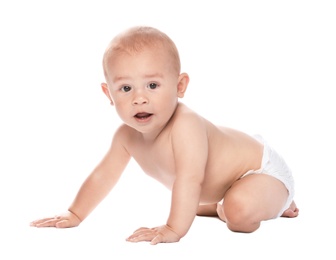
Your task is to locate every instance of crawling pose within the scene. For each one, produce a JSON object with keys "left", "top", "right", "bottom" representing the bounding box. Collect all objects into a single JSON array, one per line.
[{"left": 31, "top": 26, "right": 299, "bottom": 244}]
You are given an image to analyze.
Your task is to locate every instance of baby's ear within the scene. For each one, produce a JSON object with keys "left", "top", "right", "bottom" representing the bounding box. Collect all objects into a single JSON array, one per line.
[
  {"left": 177, "top": 73, "right": 189, "bottom": 98},
  {"left": 101, "top": 83, "right": 114, "bottom": 105}
]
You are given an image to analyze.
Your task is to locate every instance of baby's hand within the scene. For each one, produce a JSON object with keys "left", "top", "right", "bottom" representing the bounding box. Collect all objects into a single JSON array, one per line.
[
  {"left": 30, "top": 210, "right": 81, "bottom": 228},
  {"left": 126, "top": 225, "right": 181, "bottom": 245}
]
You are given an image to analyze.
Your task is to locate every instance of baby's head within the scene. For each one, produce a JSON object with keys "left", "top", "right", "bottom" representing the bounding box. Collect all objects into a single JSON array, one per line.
[
  {"left": 101, "top": 26, "right": 189, "bottom": 133},
  {"left": 102, "top": 26, "right": 181, "bottom": 82}
]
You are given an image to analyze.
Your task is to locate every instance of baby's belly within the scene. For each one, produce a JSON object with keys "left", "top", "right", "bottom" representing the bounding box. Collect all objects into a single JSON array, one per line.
[
  {"left": 199, "top": 182, "right": 232, "bottom": 204},
  {"left": 198, "top": 168, "right": 245, "bottom": 204}
]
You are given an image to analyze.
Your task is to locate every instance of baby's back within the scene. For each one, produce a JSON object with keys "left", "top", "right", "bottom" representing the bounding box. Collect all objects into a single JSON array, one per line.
[{"left": 199, "top": 122, "right": 264, "bottom": 203}]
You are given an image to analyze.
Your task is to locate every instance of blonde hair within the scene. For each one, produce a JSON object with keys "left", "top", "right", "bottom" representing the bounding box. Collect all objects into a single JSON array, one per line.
[{"left": 103, "top": 26, "right": 181, "bottom": 79}]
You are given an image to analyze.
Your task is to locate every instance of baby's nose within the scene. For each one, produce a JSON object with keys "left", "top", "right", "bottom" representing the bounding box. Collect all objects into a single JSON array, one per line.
[{"left": 132, "top": 94, "right": 148, "bottom": 105}]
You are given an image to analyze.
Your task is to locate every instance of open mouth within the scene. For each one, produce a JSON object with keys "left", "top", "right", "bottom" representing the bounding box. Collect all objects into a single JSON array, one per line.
[{"left": 134, "top": 112, "right": 153, "bottom": 120}]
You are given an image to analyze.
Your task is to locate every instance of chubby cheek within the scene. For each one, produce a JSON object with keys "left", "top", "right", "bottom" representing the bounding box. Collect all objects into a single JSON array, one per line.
[
  {"left": 157, "top": 97, "right": 178, "bottom": 117},
  {"left": 113, "top": 101, "right": 130, "bottom": 119}
]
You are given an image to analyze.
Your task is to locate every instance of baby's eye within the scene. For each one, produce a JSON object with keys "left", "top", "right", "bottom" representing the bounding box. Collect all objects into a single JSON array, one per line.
[
  {"left": 121, "top": 85, "right": 132, "bottom": 92},
  {"left": 147, "top": 83, "right": 158, "bottom": 90}
]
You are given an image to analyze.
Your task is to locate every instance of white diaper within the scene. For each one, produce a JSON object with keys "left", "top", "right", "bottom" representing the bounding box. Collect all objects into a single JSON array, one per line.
[{"left": 241, "top": 135, "right": 295, "bottom": 218}]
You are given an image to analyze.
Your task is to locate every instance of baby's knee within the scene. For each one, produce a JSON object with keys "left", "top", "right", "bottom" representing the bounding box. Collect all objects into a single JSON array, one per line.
[
  {"left": 226, "top": 220, "right": 260, "bottom": 233},
  {"left": 224, "top": 197, "right": 260, "bottom": 233}
]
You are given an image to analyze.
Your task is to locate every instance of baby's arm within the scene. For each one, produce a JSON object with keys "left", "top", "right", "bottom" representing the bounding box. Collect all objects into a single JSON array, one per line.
[
  {"left": 30, "top": 127, "right": 131, "bottom": 228},
  {"left": 166, "top": 116, "right": 208, "bottom": 237},
  {"left": 127, "top": 115, "right": 207, "bottom": 244}
]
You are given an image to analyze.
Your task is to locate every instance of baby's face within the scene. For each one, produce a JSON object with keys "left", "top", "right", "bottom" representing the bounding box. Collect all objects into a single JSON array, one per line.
[{"left": 105, "top": 48, "right": 181, "bottom": 135}]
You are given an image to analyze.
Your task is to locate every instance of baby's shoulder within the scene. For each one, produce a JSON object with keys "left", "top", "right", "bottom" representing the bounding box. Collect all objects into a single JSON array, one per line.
[
  {"left": 170, "top": 103, "right": 211, "bottom": 135},
  {"left": 113, "top": 124, "right": 138, "bottom": 142},
  {"left": 173, "top": 103, "right": 205, "bottom": 124}
]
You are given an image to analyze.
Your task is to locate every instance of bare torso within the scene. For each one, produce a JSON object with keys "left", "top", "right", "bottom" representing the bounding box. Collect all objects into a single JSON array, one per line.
[{"left": 121, "top": 103, "right": 264, "bottom": 205}]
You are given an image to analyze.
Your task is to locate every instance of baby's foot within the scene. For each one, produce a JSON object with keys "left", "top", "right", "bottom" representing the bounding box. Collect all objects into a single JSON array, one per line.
[
  {"left": 216, "top": 203, "right": 227, "bottom": 222},
  {"left": 281, "top": 201, "right": 299, "bottom": 218}
]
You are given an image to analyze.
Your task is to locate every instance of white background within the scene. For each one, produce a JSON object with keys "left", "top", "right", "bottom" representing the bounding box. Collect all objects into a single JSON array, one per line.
[{"left": 1, "top": 0, "right": 335, "bottom": 259}]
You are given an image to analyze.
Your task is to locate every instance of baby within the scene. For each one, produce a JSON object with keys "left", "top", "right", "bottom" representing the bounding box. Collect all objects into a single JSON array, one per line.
[{"left": 30, "top": 26, "right": 299, "bottom": 245}]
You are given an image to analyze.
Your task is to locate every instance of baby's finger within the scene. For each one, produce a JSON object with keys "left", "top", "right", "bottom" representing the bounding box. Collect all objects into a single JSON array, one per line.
[
  {"left": 30, "top": 217, "right": 59, "bottom": 227},
  {"left": 150, "top": 234, "right": 163, "bottom": 245},
  {"left": 55, "top": 219, "right": 72, "bottom": 228},
  {"left": 127, "top": 230, "right": 155, "bottom": 242},
  {"left": 127, "top": 227, "right": 150, "bottom": 239},
  {"left": 32, "top": 218, "right": 60, "bottom": 227},
  {"left": 131, "top": 227, "right": 150, "bottom": 233}
]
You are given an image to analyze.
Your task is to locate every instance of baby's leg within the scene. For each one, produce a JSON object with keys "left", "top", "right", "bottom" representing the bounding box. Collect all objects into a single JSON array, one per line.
[
  {"left": 216, "top": 200, "right": 298, "bottom": 224},
  {"left": 219, "top": 173, "right": 294, "bottom": 233},
  {"left": 196, "top": 204, "right": 218, "bottom": 217}
]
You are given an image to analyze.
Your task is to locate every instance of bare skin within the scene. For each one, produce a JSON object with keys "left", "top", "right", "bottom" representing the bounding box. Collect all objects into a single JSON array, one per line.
[
  {"left": 198, "top": 196, "right": 299, "bottom": 220},
  {"left": 30, "top": 26, "right": 299, "bottom": 244}
]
